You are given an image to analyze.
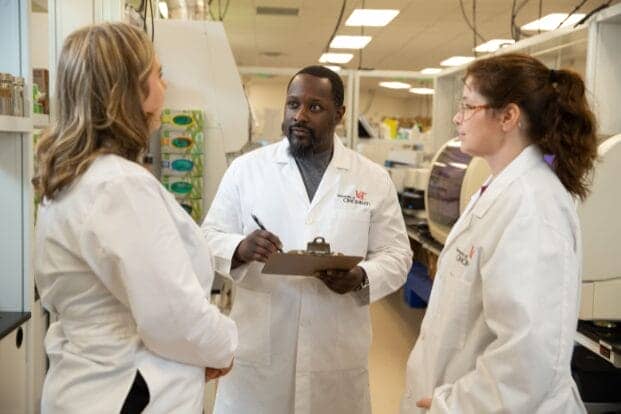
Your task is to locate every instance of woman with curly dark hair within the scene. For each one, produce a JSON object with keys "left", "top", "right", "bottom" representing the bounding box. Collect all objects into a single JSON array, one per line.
[{"left": 402, "top": 53, "right": 597, "bottom": 413}]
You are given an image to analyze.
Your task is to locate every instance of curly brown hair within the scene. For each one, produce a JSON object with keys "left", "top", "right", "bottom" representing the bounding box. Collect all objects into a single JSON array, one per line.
[
  {"left": 465, "top": 53, "right": 598, "bottom": 200},
  {"left": 33, "top": 22, "right": 154, "bottom": 200}
]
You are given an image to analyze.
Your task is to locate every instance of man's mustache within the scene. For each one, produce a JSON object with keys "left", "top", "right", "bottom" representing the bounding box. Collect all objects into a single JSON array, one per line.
[{"left": 289, "top": 124, "right": 313, "bottom": 135}]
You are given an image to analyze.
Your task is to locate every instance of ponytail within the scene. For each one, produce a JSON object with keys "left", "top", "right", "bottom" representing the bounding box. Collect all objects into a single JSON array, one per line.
[
  {"left": 538, "top": 69, "right": 598, "bottom": 201},
  {"left": 465, "top": 54, "right": 598, "bottom": 200}
]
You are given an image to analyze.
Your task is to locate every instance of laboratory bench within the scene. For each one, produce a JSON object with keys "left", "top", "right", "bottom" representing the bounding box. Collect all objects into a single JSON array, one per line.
[
  {"left": 0, "top": 312, "right": 31, "bottom": 341},
  {"left": 576, "top": 320, "right": 621, "bottom": 368},
  {"left": 402, "top": 208, "right": 441, "bottom": 306}
]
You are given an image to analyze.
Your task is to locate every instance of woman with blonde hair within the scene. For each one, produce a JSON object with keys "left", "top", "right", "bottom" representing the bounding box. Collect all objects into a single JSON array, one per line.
[
  {"left": 401, "top": 53, "right": 597, "bottom": 413},
  {"left": 34, "top": 22, "right": 237, "bottom": 413}
]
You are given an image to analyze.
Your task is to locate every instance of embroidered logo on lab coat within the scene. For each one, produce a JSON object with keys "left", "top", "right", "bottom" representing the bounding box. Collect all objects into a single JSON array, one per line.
[
  {"left": 337, "top": 190, "right": 370, "bottom": 206},
  {"left": 456, "top": 247, "right": 470, "bottom": 266},
  {"left": 456, "top": 246, "right": 476, "bottom": 266}
]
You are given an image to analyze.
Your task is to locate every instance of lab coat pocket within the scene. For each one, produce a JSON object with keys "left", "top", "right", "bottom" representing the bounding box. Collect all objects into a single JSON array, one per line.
[
  {"left": 229, "top": 286, "right": 271, "bottom": 366},
  {"left": 429, "top": 265, "right": 472, "bottom": 349},
  {"left": 331, "top": 209, "right": 371, "bottom": 255}
]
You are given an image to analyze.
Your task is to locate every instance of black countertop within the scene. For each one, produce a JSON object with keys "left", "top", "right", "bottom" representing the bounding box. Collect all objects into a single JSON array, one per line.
[
  {"left": 578, "top": 320, "right": 621, "bottom": 354},
  {"left": 0, "top": 312, "right": 32, "bottom": 341}
]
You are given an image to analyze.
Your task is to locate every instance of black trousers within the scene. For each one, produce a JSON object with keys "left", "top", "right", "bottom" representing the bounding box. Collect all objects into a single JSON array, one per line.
[{"left": 120, "top": 370, "right": 150, "bottom": 413}]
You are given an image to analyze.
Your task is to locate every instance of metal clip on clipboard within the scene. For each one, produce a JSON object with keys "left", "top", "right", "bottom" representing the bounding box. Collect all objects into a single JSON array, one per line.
[{"left": 261, "top": 237, "right": 363, "bottom": 276}]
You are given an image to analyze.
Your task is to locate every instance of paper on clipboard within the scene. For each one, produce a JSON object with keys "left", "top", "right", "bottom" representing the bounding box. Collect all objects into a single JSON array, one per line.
[{"left": 261, "top": 252, "right": 363, "bottom": 276}]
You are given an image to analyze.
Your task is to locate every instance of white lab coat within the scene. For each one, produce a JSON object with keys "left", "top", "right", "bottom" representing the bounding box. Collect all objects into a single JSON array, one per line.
[
  {"left": 401, "top": 145, "right": 586, "bottom": 413},
  {"left": 35, "top": 154, "right": 238, "bottom": 414},
  {"left": 202, "top": 136, "right": 412, "bottom": 414}
]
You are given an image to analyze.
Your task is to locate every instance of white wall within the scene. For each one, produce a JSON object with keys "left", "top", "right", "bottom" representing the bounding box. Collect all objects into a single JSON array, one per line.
[{"left": 30, "top": 12, "right": 49, "bottom": 69}]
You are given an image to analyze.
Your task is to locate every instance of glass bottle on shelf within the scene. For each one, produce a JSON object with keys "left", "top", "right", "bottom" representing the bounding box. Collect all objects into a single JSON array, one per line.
[
  {"left": 12, "top": 76, "right": 24, "bottom": 117},
  {"left": 0, "top": 73, "right": 13, "bottom": 115}
]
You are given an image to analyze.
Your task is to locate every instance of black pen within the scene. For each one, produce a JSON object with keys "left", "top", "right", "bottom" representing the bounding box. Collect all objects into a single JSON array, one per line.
[{"left": 251, "top": 214, "right": 284, "bottom": 253}]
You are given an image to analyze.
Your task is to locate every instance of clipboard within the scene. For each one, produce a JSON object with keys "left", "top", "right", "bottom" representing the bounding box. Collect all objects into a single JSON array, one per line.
[{"left": 261, "top": 237, "right": 363, "bottom": 277}]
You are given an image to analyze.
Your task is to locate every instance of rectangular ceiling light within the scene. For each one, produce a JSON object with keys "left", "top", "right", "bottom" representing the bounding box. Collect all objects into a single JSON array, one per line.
[
  {"left": 379, "top": 81, "right": 411, "bottom": 89},
  {"left": 474, "top": 38, "right": 515, "bottom": 52},
  {"left": 521, "top": 13, "right": 585, "bottom": 31},
  {"left": 330, "top": 35, "right": 372, "bottom": 49},
  {"left": 158, "top": 1, "right": 168, "bottom": 19},
  {"left": 345, "top": 9, "right": 399, "bottom": 27},
  {"left": 420, "top": 67, "right": 442, "bottom": 75},
  {"left": 319, "top": 53, "right": 354, "bottom": 64},
  {"left": 440, "top": 56, "right": 475, "bottom": 67},
  {"left": 409, "top": 87, "right": 434, "bottom": 95}
]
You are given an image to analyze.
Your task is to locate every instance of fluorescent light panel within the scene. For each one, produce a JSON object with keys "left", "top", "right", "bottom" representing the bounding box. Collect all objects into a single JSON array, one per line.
[
  {"left": 379, "top": 81, "right": 411, "bottom": 89},
  {"left": 330, "top": 35, "right": 372, "bottom": 49},
  {"left": 319, "top": 53, "right": 354, "bottom": 64},
  {"left": 474, "top": 38, "right": 515, "bottom": 52},
  {"left": 420, "top": 67, "right": 442, "bottom": 75},
  {"left": 440, "top": 56, "right": 475, "bottom": 67},
  {"left": 345, "top": 9, "right": 399, "bottom": 27},
  {"left": 521, "top": 13, "right": 586, "bottom": 31},
  {"left": 158, "top": 1, "right": 168, "bottom": 19},
  {"left": 409, "top": 87, "right": 434, "bottom": 95}
]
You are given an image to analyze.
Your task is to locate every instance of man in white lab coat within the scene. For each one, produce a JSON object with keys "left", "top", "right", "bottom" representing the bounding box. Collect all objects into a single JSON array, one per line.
[{"left": 203, "top": 66, "right": 412, "bottom": 414}]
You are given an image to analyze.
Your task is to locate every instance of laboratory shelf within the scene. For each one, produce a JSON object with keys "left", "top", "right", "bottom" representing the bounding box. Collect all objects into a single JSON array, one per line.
[
  {"left": 0, "top": 115, "right": 32, "bottom": 133},
  {"left": 406, "top": 225, "right": 443, "bottom": 256},
  {"left": 32, "top": 114, "right": 49, "bottom": 129}
]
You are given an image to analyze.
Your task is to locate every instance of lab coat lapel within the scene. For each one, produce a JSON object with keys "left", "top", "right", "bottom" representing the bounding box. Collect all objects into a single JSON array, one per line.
[
  {"left": 443, "top": 146, "right": 544, "bottom": 251},
  {"left": 275, "top": 138, "right": 312, "bottom": 208},
  {"left": 309, "top": 136, "right": 351, "bottom": 211},
  {"left": 442, "top": 200, "right": 476, "bottom": 252},
  {"left": 471, "top": 145, "right": 543, "bottom": 219}
]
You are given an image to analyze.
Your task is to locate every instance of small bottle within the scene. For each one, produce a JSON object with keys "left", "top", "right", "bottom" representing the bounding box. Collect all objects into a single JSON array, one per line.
[
  {"left": 0, "top": 73, "right": 13, "bottom": 116},
  {"left": 12, "top": 76, "right": 25, "bottom": 117}
]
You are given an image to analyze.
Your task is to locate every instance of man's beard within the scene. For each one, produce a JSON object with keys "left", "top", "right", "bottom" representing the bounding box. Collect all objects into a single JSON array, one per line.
[{"left": 286, "top": 125, "right": 317, "bottom": 158}]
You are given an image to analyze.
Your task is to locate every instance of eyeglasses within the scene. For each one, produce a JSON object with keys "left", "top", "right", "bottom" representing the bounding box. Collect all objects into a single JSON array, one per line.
[{"left": 456, "top": 101, "right": 491, "bottom": 121}]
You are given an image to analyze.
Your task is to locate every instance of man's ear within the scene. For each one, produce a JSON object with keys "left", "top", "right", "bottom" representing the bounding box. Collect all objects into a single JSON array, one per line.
[{"left": 335, "top": 105, "right": 346, "bottom": 123}]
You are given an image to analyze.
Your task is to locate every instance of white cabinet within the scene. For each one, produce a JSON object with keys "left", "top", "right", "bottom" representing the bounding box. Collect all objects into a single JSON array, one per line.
[
  {"left": 0, "top": 320, "right": 29, "bottom": 414},
  {"left": 586, "top": 2, "right": 621, "bottom": 136},
  {"left": 0, "top": 1, "right": 47, "bottom": 412}
]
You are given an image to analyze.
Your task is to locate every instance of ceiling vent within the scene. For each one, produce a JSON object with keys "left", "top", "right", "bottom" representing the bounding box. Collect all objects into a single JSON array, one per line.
[
  {"left": 260, "top": 51, "right": 285, "bottom": 58},
  {"left": 256, "top": 7, "right": 299, "bottom": 16}
]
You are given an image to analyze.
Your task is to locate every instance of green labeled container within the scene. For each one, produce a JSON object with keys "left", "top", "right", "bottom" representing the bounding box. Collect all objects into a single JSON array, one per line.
[
  {"left": 160, "top": 128, "right": 204, "bottom": 155},
  {"left": 162, "top": 175, "right": 203, "bottom": 199},
  {"left": 161, "top": 153, "right": 204, "bottom": 177},
  {"left": 160, "top": 109, "right": 204, "bottom": 131}
]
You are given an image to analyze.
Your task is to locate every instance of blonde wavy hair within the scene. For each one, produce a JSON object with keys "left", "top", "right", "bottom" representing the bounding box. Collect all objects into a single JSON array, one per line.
[{"left": 33, "top": 22, "right": 154, "bottom": 200}]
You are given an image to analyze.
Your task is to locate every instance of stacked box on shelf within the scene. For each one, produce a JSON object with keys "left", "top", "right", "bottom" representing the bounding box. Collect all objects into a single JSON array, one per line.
[{"left": 159, "top": 109, "right": 205, "bottom": 222}]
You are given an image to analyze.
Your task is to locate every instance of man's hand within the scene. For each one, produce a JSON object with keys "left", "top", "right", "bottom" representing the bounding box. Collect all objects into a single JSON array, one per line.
[
  {"left": 205, "top": 359, "right": 234, "bottom": 382},
  {"left": 416, "top": 397, "right": 432, "bottom": 409},
  {"left": 317, "top": 266, "right": 366, "bottom": 294},
  {"left": 232, "top": 229, "right": 282, "bottom": 268}
]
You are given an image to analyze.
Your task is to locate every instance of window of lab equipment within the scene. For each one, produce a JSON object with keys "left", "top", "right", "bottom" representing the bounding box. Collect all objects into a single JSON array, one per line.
[{"left": 427, "top": 145, "right": 472, "bottom": 227}]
